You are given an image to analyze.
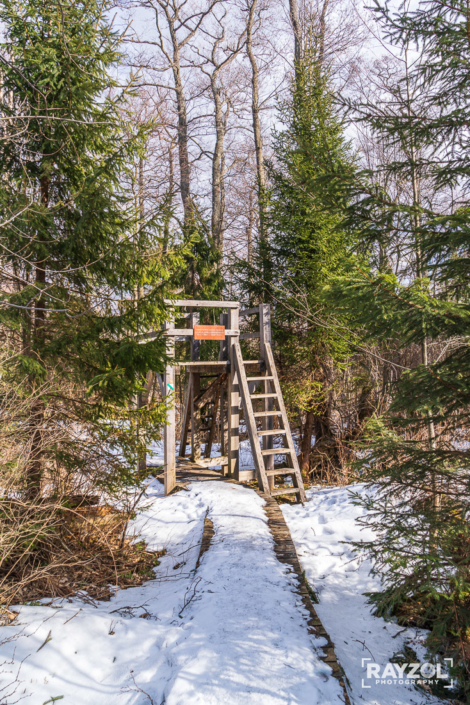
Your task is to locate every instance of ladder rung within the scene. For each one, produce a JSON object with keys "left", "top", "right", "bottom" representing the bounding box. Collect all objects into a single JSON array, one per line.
[
  {"left": 271, "top": 487, "right": 299, "bottom": 497},
  {"left": 257, "top": 429, "right": 286, "bottom": 436},
  {"left": 242, "top": 360, "right": 263, "bottom": 364},
  {"left": 250, "top": 393, "right": 277, "bottom": 399},
  {"left": 253, "top": 411, "right": 282, "bottom": 418},
  {"left": 246, "top": 376, "right": 273, "bottom": 381},
  {"left": 261, "top": 448, "right": 293, "bottom": 456},
  {"left": 266, "top": 468, "right": 293, "bottom": 476}
]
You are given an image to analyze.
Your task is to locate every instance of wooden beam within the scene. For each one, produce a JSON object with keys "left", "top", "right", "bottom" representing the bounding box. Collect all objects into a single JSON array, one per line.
[
  {"left": 163, "top": 324, "right": 176, "bottom": 495},
  {"left": 240, "top": 332, "right": 260, "bottom": 340},
  {"left": 175, "top": 362, "right": 230, "bottom": 375},
  {"left": 175, "top": 361, "right": 229, "bottom": 367},
  {"left": 219, "top": 312, "right": 228, "bottom": 462},
  {"left": 239, "top": 306, "right": 260, "bottom": 317},
  {"left": 193, "top": 373, "right": 228, "bottom": 411},
  {"left": 227, "top": 307, "right": 240, "bottom": 479},
  {"left": 206, "top": 390, "right": 220, "bottom": 458},
  {"left": 189, "top": 312, "right": 200, "bottom": 361},
  {"left": 190, "top": 313, "right": 201, "bottom": 463},
  {"left": 260, "top": 304, "right": 274, "bottom": 489},
  {"left": 165, "top": 299, "right": 240, "bottom": 308},
  {"left": 139, "top": 330, "right": 191, "bottom": 342},
  {"left": 155, "top": 372, "right": 165, "bottom": 396},
  {"left": 194, "top": 456, "right": 228, "bottom": 468},
  {"left": 163, "top": 328, "right": 239, "bottom": 337}
]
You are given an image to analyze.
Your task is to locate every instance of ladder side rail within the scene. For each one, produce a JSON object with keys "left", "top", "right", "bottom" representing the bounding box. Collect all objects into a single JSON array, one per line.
[
  {"left": 264, "top": 342, "right": 307, "bottom": 502},
  {"left": 233, "top": 340, "right": 271, "bottom": 494},
  {"left": 260, "top": 305, "right": 274, "bottom": 488}
]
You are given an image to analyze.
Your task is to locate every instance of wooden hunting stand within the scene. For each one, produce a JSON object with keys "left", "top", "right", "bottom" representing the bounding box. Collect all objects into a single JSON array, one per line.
[{"left": 160, "top": 300, "right": 306, "bottom": 503}]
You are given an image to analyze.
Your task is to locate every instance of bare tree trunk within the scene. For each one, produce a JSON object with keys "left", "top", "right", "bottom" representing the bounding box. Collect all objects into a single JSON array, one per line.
[
  {"left": 288, "top": 0, "right": 302, "bottom": 75},
  {"left": 27, "top": 175, "right": 49, "bottom": 499},
  {"left": 299, "top": 408, "right": 314, "bottom": 472},
  {"left": 137, "top": 156, "right": 147, "bottom": 472},
  {"left": 406, "top": 51, "right": 438, "bottom": 511},
  {"left": 163, "top": 143, "right": 174, "bottom": 255},
  {"left": 318, "top": 0, "right": 329, "bottom": 67},
  {"left": 246, "top": 0, "right": 266, "bottom": 242},
  {"left": 170, "top": 37, "right": 192, "bottom": 227},
  {"left": 211, "top": 79, "right": 226, "bottom": 255},
  {"left": 246, "top": 189, "right": 254, "bottom": 263},
  {"left": 145, "top": 0, "right": 200, "bottom": 230},
  {"left": 403, "top": 48, "right": 440, "bottom": 520},
  {"left": 205, "top": 24, "right": 243, "bottom": 259}
]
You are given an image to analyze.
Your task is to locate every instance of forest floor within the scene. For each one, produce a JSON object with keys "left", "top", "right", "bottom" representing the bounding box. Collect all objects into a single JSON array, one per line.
[{"left": 0, "top": 475, "right": 449, "bottom": 705}]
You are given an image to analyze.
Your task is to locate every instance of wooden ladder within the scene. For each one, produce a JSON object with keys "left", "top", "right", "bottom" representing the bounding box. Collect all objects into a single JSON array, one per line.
[{"left": 233, "top": 339, "right": 307, "bottom": 503}]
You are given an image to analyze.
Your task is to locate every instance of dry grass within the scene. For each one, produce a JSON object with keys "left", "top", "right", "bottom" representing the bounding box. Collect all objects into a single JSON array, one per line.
[{"left": 1, "top": 496, "right": 165, "bottom": 606}]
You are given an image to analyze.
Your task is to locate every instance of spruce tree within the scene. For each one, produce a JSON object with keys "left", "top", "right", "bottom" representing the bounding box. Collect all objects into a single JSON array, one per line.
[
  {"left": 237, "top": 52, "right": 356, "bottom": 477},
  {"left": 0, "top": 0, "right": 182, "bottom": 498},
  {"left": 327, "top": 0, "right": 470, "bottom": 692}
]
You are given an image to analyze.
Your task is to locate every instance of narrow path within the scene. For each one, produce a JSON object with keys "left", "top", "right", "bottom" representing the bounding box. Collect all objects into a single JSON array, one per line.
[
  {"left": 1, "top": 473, "right": 350, "bottom": 704},
  {"left": 195, "top": 486, "right": 351, "bottom": 703},
  {"left": 172, "top": 460, "right": 350, "bottom": 703},
  {"left": 161, "top": 481, "right": 346, "bottom": 704}
]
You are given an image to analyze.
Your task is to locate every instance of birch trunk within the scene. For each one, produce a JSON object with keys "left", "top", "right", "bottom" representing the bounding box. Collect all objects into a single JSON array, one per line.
[{"left": 246, "top": 0, "right": 266, "bottom": 241}]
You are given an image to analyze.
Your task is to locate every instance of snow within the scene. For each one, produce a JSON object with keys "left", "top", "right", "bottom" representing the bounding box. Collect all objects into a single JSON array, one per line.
[
  {"left": 0, "top": 481, "right": 344, "bottom": 705},
  {"left": 282, "top": 485, "right": 445, "bottom": 705},
  {"left": 1, "top": 478, "right": 448, "bottom": 705}
]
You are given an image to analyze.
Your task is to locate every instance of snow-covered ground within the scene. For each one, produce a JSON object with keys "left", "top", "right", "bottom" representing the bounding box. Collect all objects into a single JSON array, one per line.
[
  {"left": 282, "top": 485, "right": 445, "bottom": 705},
  {"left": 0, "top": 481, "right": 344, "bottom": 705}
]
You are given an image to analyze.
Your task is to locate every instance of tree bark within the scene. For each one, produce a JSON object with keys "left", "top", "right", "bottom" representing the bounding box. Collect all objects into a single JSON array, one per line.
[
  {"left": 318, "top": 0, "right": 329, "bottom": 67},
  {"left": 246, "top": 189, "right": 254, "bottom": 263},
  {"left": 169, "top": 32, "right": 192, "bottom": 227},
  {"left": 299, "top": 408, "right": 314, "bottom": 472},
  {"left": 246, "top": 0, "right": 266, "bottom": 242},
  {"left": 27, "top": 174, "right": 49, "bottom": 499},
  {"left": 288, "top": 0, "right": 302, "bottom": 77},
  {"left": 211, "top": 78, "right": 227, "bottom": 255}
]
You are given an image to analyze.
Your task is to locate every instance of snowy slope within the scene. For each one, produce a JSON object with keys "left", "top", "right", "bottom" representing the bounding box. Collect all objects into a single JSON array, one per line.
[
  {"left": 0, "top": 481, "right": 345, "bottom": 705},
  {"left": 282, "top": 485, "right": 445, "bottom": 705}
]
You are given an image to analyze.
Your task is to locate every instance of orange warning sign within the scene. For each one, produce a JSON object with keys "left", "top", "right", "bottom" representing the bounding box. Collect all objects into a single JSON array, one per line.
[{"left": 193, "top": 324, "right": 226, "bottom": 340}]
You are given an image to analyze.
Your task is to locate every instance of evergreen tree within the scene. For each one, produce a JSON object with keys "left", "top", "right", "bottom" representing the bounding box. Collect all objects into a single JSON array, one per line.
[
  {"left": 0, "top": 0, "right": 183, "bottom": 498},
  {"left": 237, "top": 53, "right": 356, "bottom": 477},
  {"left": 327, "top": 0, "right": 470, "bottom": 692}
]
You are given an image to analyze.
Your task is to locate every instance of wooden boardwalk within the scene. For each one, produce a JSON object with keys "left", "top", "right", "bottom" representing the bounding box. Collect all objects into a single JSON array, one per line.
[{"left": 160, "top": 459, "right": 351, "bottom": 704}]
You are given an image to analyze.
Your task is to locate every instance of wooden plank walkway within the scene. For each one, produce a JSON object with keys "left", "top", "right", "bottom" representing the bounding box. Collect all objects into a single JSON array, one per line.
[
  {"left": 157, "top": 460, "right": 351, "bottom": 704},
  {"left": 259, "top": 493, "right": 351, "bottom": 704}
]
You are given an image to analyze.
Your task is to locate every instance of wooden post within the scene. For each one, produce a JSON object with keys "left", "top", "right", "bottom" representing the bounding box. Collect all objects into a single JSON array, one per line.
[
  {"left": 227, "top": 307, "right": 240, "bottom": 478},
  {"left": 178, "top": 373, "right": 192, "bottom": 457},
  {"left": 206, "top": 386, "right": 221, "bottom": 457},
  {"left": 219, "top": 313, "right": 228, "bottom": 461},
  {"left": 190, "top": 312, "right": 201, "bottom": 462},
  {"left": 260, "top": 304, "right": 274, "bottom": 490},
  {"left": 137, "top": 370, "right": 155, "bottom": 473},
  {"left": 163, "top": 321, "right": 176, "bottom": 495}
]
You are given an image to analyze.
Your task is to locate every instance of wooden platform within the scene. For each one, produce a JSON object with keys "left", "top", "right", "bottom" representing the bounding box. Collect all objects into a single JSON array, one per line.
[{"left": 175, "top": 457, "right": 226, "bottom": 484}]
